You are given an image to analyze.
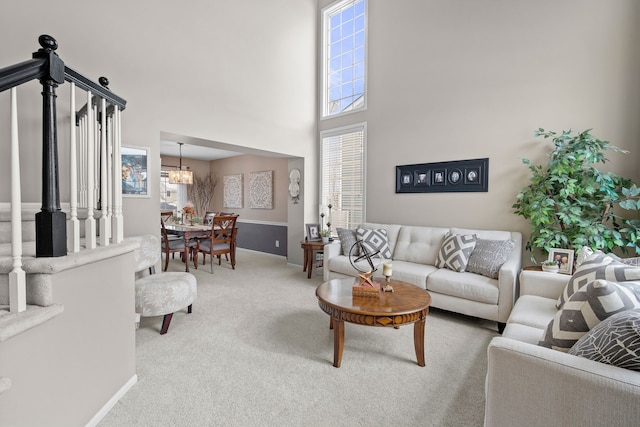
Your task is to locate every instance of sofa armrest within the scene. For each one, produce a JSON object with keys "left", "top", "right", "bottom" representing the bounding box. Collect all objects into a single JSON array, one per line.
[
  {"left": 519, "top": 270, "right": 570, "bottom": 300},
  {"left": 495, "top": 232, "right": 522, "bottom": 323},
  {"left": 323, "top": 241, "right": 342, "bottom": 281},
  {"left": 486, "top": 337, "right": 640, "bottom": 427}
]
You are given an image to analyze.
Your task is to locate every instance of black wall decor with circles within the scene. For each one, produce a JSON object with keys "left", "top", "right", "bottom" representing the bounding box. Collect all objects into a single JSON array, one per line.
[{"left": 395, "top": 158, "right": 488, "bottom": 193}]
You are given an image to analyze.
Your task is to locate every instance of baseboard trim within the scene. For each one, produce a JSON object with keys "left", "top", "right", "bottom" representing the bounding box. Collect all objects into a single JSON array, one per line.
[{"left": 85, "top": 374, "right": 138, "bottom": 427}]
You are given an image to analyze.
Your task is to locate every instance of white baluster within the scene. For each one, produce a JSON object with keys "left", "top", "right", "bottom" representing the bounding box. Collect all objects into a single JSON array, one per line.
[
  {"left": 85, "top": 91, "right": 96, "bottom": 249},
  {"left": 112, "top": 107, "right": 124, "bottom": 243},
  {"left": 9, "top": 87, "right": 26, "bottom": 313},
  {"left": 106, "top": 114, "right": 113, "bottom": 241},
  {"left": 99, "top": 97, "right": 109, "bottom": 246},
  {"left": 68, "top": 83, "right": 80, "bottom": 252}
]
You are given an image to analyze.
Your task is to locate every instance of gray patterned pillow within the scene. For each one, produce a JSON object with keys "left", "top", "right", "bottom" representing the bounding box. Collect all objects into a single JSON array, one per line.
[
  {"left": 356, "top": 228, "right": 392, "bottom": 259},
  {"left": 556, "top": 251, "right": 640, "bottom": 309},
  {"left": 540, "top": 280, "right": 640, "bottom": 352},
  {"left": 569, "top": 308, "right": 640, "bottom": 371},
  {"left": 466, "top": 239, "right": 515, "bottom": 279},
  {"left": 435, "top": 233, "right": 477, "bottom": 273},
  {"left": 337, "top": 228, "right": 359, "bottom": 256}
]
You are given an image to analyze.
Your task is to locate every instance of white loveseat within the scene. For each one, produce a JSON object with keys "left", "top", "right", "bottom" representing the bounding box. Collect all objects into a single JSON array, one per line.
[
  {"left": 485, "top": 269, "right": 640, "bottom": 426},
  {"left": 323, "top": 222, "right": 522, "bottom": 329}
]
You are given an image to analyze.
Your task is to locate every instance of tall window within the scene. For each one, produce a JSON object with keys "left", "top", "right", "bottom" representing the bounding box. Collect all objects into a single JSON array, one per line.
[
  {"left": 322, "top": 0, "right": 367, "bottom": 118},
  {"left": 320, "top": 124, "right": 366, "bottom": 233}
]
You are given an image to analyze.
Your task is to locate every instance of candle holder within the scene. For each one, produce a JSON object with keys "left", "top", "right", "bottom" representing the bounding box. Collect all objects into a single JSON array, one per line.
[{"left": 382, "top": 262, "right": 394, "bottom": 292}]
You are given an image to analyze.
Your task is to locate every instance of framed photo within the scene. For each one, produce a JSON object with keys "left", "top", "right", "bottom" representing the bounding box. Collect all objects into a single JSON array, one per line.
[
  {"left": 306, "top": 223, "right": 321, "bottom": 241},
  {"left": 395, "top": 158, "right": 488, "bottom": 193},
  {"left": 122, "top": 146, "right": 149, "bottom": 197},
  {"left": 548, "top": 248, "right": 575, "bottom": 275}
]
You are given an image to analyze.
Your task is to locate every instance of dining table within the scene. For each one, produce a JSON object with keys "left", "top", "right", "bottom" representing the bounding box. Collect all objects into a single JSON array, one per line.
[{"left": 164, "top": 223, "right": 238, "bottom": 272}]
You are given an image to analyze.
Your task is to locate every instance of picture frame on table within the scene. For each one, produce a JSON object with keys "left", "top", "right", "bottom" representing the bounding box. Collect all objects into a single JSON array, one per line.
[
  {"left": 306, "top": 223, "right": 321, "bottom": 241},
  {"left": 548, "top": 248, "right": 575, "bottom": 275}
]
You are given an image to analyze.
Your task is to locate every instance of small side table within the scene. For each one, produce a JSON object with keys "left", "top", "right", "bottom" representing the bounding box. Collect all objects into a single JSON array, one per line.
[
  {"left": 522, "top": 266, "right": 543, "bottom": 271},
  {"left": 301, "top": 240, "right": 327, "bottom": 279}
]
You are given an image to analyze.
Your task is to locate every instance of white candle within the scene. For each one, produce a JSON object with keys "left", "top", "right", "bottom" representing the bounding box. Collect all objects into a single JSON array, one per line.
[{"left": 383, "top": 262, "right": 392, "bottom": 277}]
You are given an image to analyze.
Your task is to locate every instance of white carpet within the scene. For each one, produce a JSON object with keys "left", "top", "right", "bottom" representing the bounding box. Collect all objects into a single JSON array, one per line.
[{"left": 99, "top": 249, "right": 497, "bottom": 426}]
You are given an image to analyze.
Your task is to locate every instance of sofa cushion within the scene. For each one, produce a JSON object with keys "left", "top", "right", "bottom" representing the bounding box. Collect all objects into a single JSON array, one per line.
[
  {"left": 360, "top": 223, "right": 402, "bottom": 257},
  {"left": 387, "top": 260, "right": 436, "bottom": 289},
  {"left": 569, "top": 308, "right": 640, "bottom": 371},
  {"left": 336, "top": 228, "right": 358, "bottom": 256},
  {"left": 466, "top": 239, "right": 515, "bottom": 279},
  {"left": 435, "top": 233, "right": 477, "bottom": 272},
  {"left": 540, "top": 280, "right": 640, "bottom": 352},
  {"left": 557, "top": 251, "right": 640, "bottom": 309},
  {"left": 507, "top": 295, "right": 558, "bottom": 330},
  {"left": 357, "top": 227, "right": 392, "bottom": 259},
  {"left": 393, "top": 226, "right": 449, "bottom": 265},
  {"left": 502, "top": 323, "right": 546, "bottom": 345},
  {"left": 426, "top": 268, "right": 499, "bottom": 304}
]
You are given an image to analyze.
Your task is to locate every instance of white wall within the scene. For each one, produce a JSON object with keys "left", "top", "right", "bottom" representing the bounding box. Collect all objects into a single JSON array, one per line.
[
  {"left": 318, "top": 0, "right": 640, "bottom": 262},
  {"left": 0, "top": 0, "right": 318, "bottom": 241}
]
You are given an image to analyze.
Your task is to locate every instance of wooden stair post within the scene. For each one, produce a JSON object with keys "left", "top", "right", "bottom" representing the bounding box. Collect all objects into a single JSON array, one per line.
[{"left": 33, "top": 35, "right": 67, "bottom": 257}]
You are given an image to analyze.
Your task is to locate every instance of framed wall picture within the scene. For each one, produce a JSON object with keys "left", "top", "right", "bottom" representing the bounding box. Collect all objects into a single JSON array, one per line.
[
  {"left": 249, "top": 170, "right": 273, "bottom": 209},
  {"left": 396, "top": 158, "right": 489, "bottom": 193},
  {"left": 306, "top": 223, "right": 321, "bottom": 241},
  {"left": 223, "top": 174, "right": 243, "bottom": 208},
  {"left": 122, "top": 146, "right": 149, "bottom": 197},
  {"left": 548, "top": 248, "right": 575, "bottom": 275}
]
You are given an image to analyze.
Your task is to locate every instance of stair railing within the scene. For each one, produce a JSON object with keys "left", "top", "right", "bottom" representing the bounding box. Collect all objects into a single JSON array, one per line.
[{"left": 0, "top": 35, "right": 127, "bottom": 313}]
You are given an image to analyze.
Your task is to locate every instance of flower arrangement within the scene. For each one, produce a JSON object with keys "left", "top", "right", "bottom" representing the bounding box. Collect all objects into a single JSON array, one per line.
[{"left": 182, "top": 206, "right": 196, "bottom": 216}]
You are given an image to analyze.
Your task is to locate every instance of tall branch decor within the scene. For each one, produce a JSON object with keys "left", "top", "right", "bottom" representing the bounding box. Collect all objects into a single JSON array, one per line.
[
  {"left": 188, "top": 173, "right": 218, "bottom": 217},
  {"left": 513, "top": 128, "right": 640, "bottom": 261}
]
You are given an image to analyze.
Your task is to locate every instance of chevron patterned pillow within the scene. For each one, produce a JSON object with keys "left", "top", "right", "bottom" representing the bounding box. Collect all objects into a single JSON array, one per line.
[
  {"left": 569, "top": 308, "right": 640, "bottom": 371},
  {"left": 356, "top": 227, "right": 392, "bottom": 259},
  {"left": 556, "top": 251, "right": 640, "bottom": 309},
  {"left": 435, "top": 233, "right": 477, "bottom": 273},
  {"left": 540, "top": 280, "right": 640, "bottom": 352}
]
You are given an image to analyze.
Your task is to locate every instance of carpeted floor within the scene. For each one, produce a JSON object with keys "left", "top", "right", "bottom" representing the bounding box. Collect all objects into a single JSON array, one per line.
[{"left": 99, "top": 249, "right": 498, "bottom": 426}]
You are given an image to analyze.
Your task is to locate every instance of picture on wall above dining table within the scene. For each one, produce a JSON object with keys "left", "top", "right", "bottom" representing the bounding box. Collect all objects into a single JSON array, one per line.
[
  {"left": 249, "top": 170, "right": 273, "bottom": 209},
  {"left": 122, "top": 146, "right": 149, "bottom": 197},
  {"left": 223, "top": 173, "right": 243, "bottom": 208}
]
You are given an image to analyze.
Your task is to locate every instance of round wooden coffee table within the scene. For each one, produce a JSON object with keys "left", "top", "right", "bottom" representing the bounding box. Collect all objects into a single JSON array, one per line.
[{"left": 316, "top": 277, "right": 432, "bottom": 368}]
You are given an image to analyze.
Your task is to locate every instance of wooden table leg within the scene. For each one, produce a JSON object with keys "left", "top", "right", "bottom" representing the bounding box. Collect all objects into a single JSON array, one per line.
[
  {"left": 183, "top": 235, "right": 190, "bottom": 272},
  {"left": 306, "top": 248, "right": 313, "bottom": 279},
  {"left": 332, "top": 317, "right": 344, "bottom": 368},
  {"left": 302, "top": 247, "right": 309, "bottom": 273},
  {"left": 414, "top": 318, "right": 426, "bottom": 367}
]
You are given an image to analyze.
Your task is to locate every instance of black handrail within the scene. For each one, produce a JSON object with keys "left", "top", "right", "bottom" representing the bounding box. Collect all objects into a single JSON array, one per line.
[{"left": 0, "top": 35, "right": 127, "bottom": 257}]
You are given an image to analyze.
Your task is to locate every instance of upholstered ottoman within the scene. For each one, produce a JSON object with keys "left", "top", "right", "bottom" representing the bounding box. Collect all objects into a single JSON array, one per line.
[{"left": 135, "top": 272, "right": 197, "bottom": 334}]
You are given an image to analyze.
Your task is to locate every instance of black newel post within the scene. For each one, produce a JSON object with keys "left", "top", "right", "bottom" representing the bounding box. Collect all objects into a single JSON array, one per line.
[{"left": 34, "top": 35, "right": 67, "bottom": 257}]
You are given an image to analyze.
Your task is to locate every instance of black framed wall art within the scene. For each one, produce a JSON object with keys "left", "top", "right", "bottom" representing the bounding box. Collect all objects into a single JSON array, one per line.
[{"left": 395, "top": 158, "right": 488, "bottom": 193}]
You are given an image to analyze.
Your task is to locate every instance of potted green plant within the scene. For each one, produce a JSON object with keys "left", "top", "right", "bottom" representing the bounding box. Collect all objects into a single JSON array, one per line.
[
  {"left": 513, "top": 128, "right": 640, "bottom": 261},
  {"left": 320, "top": 229, "right": 331, "bottom": 243},
  {"left": 541, "top": 260, "right": 560, "bottom": 273}
]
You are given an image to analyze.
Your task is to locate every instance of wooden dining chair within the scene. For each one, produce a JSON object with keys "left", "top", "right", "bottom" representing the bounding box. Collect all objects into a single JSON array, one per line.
[
  {"left": 194, "top": 215, "right": 238, "bottom": 273},
  {"left": 160, "top": 218, "right": 197, "bottom": 272},
  {"left": 202, "top": 211, "right": 217, "bottom": 226}
]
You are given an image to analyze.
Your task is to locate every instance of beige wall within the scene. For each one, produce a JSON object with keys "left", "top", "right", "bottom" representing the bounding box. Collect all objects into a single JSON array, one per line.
[
  {"left": 318, "top": 0, "right": 640, "bottom": 262},
  {"left": 209, "top": 155, "right": 289, "bottom": 223}
]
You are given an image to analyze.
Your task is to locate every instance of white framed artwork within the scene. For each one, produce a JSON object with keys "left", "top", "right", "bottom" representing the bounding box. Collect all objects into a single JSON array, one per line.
[
  {"left": 249, "top": 170, "right": 273, "bottom": 209},
  {"left": 223, "top": 173, "right": 243, "bottom": 208}
]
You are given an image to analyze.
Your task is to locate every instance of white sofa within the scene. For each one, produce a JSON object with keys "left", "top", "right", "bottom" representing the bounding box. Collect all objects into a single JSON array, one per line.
[
  {"left": 323, "top": 222, "right": 522, "bottom": 329},
  {"left": 485, "top": 270, "right": 640, "bottom": 426}
]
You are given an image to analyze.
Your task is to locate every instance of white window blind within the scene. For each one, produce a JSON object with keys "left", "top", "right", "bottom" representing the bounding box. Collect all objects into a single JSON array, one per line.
[{"left": 320, "top": 124, "right": 366, "bottom": 233}]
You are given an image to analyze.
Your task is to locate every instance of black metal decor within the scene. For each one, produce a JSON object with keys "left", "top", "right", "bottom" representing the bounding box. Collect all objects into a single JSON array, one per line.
[{"left": 395, "top": 158, "right": 489, "bottom": 193}]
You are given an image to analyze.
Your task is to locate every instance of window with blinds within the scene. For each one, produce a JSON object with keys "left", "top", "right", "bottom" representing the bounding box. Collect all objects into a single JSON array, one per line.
[{"left": 320, "top": 124, "right": 366, "bottom": 234}]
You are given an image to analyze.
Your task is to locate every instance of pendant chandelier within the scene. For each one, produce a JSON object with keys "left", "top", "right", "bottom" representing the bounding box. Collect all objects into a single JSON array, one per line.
[{"left": 168, "top": 142, "right": 193, "bottom": 185}]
